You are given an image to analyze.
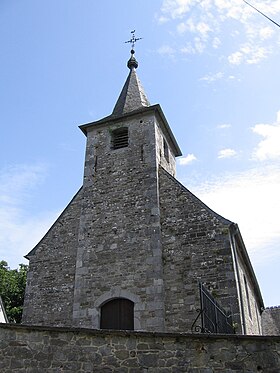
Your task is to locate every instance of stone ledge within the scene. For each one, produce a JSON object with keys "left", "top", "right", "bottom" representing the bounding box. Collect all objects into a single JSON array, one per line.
[{"left": 1, "top": 323, "right": 279, "bottom": 340}]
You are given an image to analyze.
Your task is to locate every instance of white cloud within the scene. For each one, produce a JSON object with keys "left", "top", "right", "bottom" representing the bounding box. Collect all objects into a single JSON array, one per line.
[
  {"left": 228, "top": 51, "right": 243, "bottom": 65},
  {"left": 246, "top": 46, "right": 268, "bottom": 64},
  {"left": 157, "top": 45, "right": 176, "bottom": 56},
  {"left": 180, "top": 44, "right": 196, "bottom": 54},
  {"left": 259, "top": 26, "right": 274, "bottom": 40},
  {"left": 177, "top": 22, "right": 188, "bottom": 34},
  {"left": 200, "top": 71, "right": 224, "bottom": 82},
  {"left": 0, "top": 164, "right": 46, "bottom": 205},
  {"left": 190, "top": 165, "right": 280, "bottom": 265},
  {"left": 159, "top": 0, "right": 280, "bottom": 25},
  {"left": 178, "top": 153, "right": 197, "bottom": 165},
  {"left": 178, "top": 18, "right": 212, "bottom": 38},
  {"left": 217, "top": 123, "right": 231, "bottom": 129},
  {"left": 196, "top": 21, "right": 211, "bottom": 37},
  {"left": 194, "top": 36, "right": 206, "bottom": 53},
  {"left": 181, "top": 37, "right": 207, "bottom": 55},
  {"left": 252, "top": 110, "right": 280, "bottom": 161},
  {"left": 157, "top": 15, "right": 169, "bottom": 24},
  {"left": 218, "top": 148, "right": 237, "bottom": 159},
  {"left": 228, "top": 44, "right": 269, "bottom": 65},
  {"left": 160, "top": 0, "right": 195, "bottom": 20},
  {"left": 158, "top": 0, "right": 280, "bottom": 64},
  {"left": 212, "top": 36, "right": 221, "bottom": 48},
  {"left": 0, "top": 164, "right": 59, "bottom": 268}
]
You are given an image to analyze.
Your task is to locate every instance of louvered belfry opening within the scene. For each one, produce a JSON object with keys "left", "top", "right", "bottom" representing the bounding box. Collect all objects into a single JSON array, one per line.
[
  {"left": 112, "top": 127, "right": 129, "bottom": 149},
  {"left": 100, "top": 298, "right": 134, "bottom": 330}
]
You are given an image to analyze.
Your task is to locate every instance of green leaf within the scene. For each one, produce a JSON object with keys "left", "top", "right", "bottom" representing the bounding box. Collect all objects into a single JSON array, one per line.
[{"left": 0, "top": 262, "right": 28, "bottom": 323}]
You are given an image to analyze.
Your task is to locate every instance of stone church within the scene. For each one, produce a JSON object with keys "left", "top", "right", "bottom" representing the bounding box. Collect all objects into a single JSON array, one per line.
[{"left": 22, "top": 48, "right": 264, "bottom": 335}]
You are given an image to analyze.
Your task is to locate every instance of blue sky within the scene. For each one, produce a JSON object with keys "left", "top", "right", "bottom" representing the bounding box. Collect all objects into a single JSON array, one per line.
[{"left": 0, "top": 0, "right": 280, "bottom": 307}]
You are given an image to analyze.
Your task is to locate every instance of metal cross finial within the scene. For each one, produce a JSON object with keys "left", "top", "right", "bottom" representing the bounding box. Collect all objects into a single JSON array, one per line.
[{"left": 125, "top": 30, "right": 143, "bottom": 50}]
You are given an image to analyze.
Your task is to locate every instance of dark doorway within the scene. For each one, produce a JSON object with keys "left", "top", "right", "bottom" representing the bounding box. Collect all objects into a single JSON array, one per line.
[{"left": 100, "top": 298, "right": 134, "bottom": 330}]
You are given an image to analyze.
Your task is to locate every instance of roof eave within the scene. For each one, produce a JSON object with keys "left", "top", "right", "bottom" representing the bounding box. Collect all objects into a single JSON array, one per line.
[
  {"left": 153, "top": 104, "right": 182, "bottom": 157},
  {"left": 230, "top": 223, "right": 264, "bottom": 310},
  {"left": 79, "top": 104, "right": 182, "bottom": 157}
]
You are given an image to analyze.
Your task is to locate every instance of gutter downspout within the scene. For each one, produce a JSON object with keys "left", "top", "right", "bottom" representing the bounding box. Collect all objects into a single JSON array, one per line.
[{"left": 229, "top": 224, "right": 247, "bottom": 335}]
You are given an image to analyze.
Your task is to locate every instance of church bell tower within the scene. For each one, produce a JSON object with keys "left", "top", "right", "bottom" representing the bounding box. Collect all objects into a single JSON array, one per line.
[{"left": 72, "top": 46, "right": 181, "bottom": 330}]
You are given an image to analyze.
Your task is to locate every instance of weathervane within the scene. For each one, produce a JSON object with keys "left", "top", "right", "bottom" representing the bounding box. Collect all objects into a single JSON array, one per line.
[{"left": 125, "top": 30, "right": 143, "bottom": 50}]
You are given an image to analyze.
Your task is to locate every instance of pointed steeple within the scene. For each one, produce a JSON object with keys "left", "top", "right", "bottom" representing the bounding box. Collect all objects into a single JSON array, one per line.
[{"left": 112, "top": 49, "right": 150, "bottom": 116}]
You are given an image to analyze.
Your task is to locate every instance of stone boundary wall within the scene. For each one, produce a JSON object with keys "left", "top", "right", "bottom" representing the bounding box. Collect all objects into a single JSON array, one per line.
[
  {"left": 262, "top": 306, "right": 280, "bottom": 335},
  {"left": 0, "top": 324, "right": 279, "bottom": 372}
]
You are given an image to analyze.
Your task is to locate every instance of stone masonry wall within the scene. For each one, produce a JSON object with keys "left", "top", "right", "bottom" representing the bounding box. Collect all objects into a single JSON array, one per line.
[
  {"left": 155, "top": 118, "right": 176, "bottom": 177},
  {"left": 235, "top": 250, "right": 262, "bottom": 335},
  {"left": 73, "top": 112, "right": 166, "bottom": 330},
  {"left": 22, "top": 190, "right": 83, "bottom": 327},
  {"left": 262, "top": 307, "right": 280, "bottom": 335},
  {"left": 159, "top": 168, "right": 241, "bottom": 333},
  {"left": 0, "top": 324, "right": 279, "bottom": 372}
]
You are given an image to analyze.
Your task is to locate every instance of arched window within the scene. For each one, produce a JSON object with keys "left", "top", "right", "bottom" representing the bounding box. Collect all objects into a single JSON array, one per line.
[{"left": 100, "top": 298, "right": 134, "bottom": 330}]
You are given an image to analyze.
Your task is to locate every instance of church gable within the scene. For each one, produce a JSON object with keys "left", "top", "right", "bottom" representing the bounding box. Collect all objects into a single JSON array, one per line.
[
  {"left": 22, "top": 188, "right": 83, "bottom": 326},
  {"left": 25, "top": 187, "right": 83, "bottom": 260}
]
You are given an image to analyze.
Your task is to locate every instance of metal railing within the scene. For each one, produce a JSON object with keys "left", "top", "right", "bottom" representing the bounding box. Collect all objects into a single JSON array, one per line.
[{"left": 191, "top": 283, "right": 235, "bottom": 334}]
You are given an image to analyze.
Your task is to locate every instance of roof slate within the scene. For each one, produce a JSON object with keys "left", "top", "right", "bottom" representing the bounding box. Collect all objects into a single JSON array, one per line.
[{"left": 112, "top": 68, "right": 150, "bottom": 116}]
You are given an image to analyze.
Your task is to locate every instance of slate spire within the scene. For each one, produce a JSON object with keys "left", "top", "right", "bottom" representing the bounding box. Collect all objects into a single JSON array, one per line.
[{"left": 112, "top": 49, "right": 150, "bottom": 116}]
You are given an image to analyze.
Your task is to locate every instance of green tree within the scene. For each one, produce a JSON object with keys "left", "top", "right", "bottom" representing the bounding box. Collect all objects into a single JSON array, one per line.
[{"left": 0, "top": 261, "right": 28, "bottom": 323}]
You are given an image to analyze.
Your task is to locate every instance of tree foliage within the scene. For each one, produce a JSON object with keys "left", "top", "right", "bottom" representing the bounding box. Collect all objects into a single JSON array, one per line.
[{"left": 0, "top": 261, "right": 28, "bottom": 323}]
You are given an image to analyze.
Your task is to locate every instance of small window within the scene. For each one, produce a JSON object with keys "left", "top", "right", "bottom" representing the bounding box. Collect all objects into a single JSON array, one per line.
[
  {"left": 163, "top": 138, "right": 169, "bottom": 162},
  {"left": 111, "top": 127, "right": 128, "bottom": 149},
  {"left": 100, "top": 298, "right": 134, "bottom": 330}
]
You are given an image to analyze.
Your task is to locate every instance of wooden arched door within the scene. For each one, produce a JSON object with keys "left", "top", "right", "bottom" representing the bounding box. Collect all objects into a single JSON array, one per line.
[{"left": 100, "top": 298, "right": 134, "bottom": 330}]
